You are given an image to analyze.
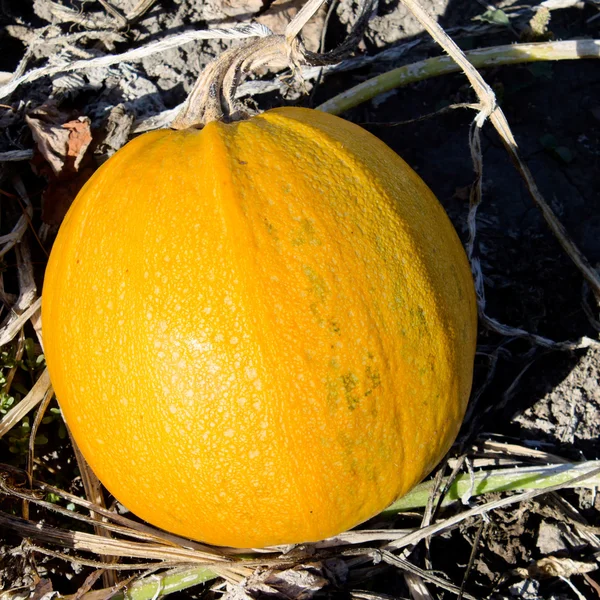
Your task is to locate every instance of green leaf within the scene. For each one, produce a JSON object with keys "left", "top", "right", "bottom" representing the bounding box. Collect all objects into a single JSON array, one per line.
[{"left": 474, "top": 9, "right": 510, "bottom": 26}]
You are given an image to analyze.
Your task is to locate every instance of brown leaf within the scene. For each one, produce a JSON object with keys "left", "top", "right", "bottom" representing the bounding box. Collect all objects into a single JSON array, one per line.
[
  {"left": 30, "top": 578, "right": 53, "bottom": 600},
  {"left": 224, "top": 564, "right": 330, "bottom": 600},
  {"left": 26, "top": 105, "right": 92, "bottom": 175},
  {"left": 63, "top": 118, "right": 93, "bottom": 171},
  {"left": 527, "top": 556, "right": 597, "bottom": 579},
  {"left": 26, "top": 105, "right": 95, "bottom": 227},
  {"left": 26, "top": 106, "right": 70, "bottom": 176}
]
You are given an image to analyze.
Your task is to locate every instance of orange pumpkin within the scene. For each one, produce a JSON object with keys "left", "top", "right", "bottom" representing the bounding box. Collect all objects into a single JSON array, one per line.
[{"left": 42, "top": 107, "right": 477, "bottom": 548}]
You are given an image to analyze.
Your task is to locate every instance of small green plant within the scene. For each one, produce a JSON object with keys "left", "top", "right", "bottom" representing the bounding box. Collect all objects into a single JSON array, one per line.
[
  {"left": 1, "top": 339, "right": 53, "bottom": 463},
  {"left": 7, "top": 416, "right": 48, "bottom": 455},
  {"left": 473, "top": 8, "right": 510, "bottom": 27},
  {"left": 0, "top": 373, "right": 15, "bottom": 416},
  {"left": 45, "top": 491, "right": 76, "bottom": 511},
  {"left": 42, "top": 407, "right": 67, "bottom": 440}
]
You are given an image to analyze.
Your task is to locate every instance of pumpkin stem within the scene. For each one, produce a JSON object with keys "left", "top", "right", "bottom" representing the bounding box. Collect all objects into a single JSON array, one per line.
[{"left": 171, "top": 0, "right": 376, "bottom": 130}]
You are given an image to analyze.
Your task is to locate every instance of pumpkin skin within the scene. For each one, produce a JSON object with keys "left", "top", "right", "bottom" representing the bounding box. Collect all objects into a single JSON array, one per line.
[{"left": 42, "top": 107, "right": 477, "bottom": 548}]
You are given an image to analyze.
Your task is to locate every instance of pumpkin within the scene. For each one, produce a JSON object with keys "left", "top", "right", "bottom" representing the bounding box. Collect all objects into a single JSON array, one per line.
[{"left": 42, "top": 107, "right": 477, "bottom": 548}]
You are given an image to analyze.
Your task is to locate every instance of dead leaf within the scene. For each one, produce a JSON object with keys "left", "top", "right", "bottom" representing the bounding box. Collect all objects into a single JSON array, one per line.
[
  {"left": 515, "top": 556, "right": 598, "bottom": 580},
  {"left": 224, "top": 564, "right": 331, "bottom": 600},
  {"left": 63, "top": 119, "right": 93, "bottom": 171},
  {"left": 26, "top": 105, "right": 96, "bottom": 227},
  {"left": 30, "top": 578, "right": 53, "bottom": 600},
  {"left": 583, "top": 573, "right": 600, "bottom": 597},
  {"left": 26, "top": 105, "right": 92, "bottom": 175}
]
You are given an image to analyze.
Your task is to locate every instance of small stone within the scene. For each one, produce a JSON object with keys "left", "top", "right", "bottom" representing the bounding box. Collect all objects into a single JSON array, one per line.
[
  {"left": 536, "top": 521, "right": 567, "bottom": 554},
  {"left": 508, "top": 578, "right": 541, "bottom": 599}
]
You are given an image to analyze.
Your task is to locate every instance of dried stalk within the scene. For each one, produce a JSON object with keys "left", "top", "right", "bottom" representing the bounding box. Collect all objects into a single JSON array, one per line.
[
  {"left": 0, "top": 149, "right": 34, "bottom": 161},
  {"left": 394, "top": 0, "right": 600, "bottom": 306},
  {"left": 0, "top": 369, "right": 51, "bottom": 439},
  {"left": 172, "top": 0, "right": 375, "bottom": 128},
  {"left": 69, "top": 432, "right": 119, "bottom": 588},
  {"left": 126, "top": 0, "right": 159, "bottom": 22}
]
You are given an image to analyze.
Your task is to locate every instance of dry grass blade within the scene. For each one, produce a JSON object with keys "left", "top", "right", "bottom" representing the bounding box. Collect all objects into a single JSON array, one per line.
[
  {"left": 403, "top": 572, "right": 434, "bottom": 600},
  {"left": 126, "top": 0, "right": 159, "bottom": 22},
  {"left": 0, "top": 476, "right": 182, "bottom": 543},
  {"left": 379, "top": 551, "right": 475, "bottom": 599},
  {"left": 69, "top": 435, "right": 119, "bottom": 587},
  {"left": 285, "top": 0, "right": 329, "bottom": 41},
  {"left": 547, "top": 493, "right": 600, "bottom": 550},
  {"left": 313, "top": 529, "right": 415, "bottom": 548},
  {"left": 0, "top": 509, "right": 231, "bottom": 564},
  {"left": 45, "top": 1, "right": 116, "bottom": 29},
  {"left": 0, "top": 150, "right": 34, "bottom": 161},
  {"left": 350, "top": 592, "right": 404, "bottom": 600},
  {"left": 97, "top": 0, "right": 128, "bottom": 29},
  {"left": 477, "top": 438, "right": 570, "bottom": 464},
  {"left": 25, "top": 384, "right": 54, "bottom": 518},
  {"left": 0, "top": 368, "right": 51, "bottom": 438},
  {"left": 24, "top": 545, "right": 182, "bottom": 571},
  {"left": 400, "top": 0, "right": 495, "bottom": 119},
  {"left": 482, "top": 315, "right": 599, "bottom": 349},
  {"left": 70, "top": 568, "right": 108, "bottom": 600},
  {"left": 0, "top": 297, "right": 42, "bottom": 348},
  {"left": 459, "top": 519, "right": 486, "bottom": 598}
]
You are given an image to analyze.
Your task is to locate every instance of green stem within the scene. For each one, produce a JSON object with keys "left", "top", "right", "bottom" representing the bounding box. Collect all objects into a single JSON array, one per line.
[
  {"left": 384, "top": 460, "right": 600, "bottom": 515},
  {"left": 118, "top": 567, "right": 217, "bottom": 600},
  {"left": 317, "top": 39, "right": 600, "bottom": 115}
]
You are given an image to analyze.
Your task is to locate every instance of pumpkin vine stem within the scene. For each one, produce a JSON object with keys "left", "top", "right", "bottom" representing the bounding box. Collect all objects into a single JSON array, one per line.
[{"left": 170, "top": 0, "right": 376, "bottom": 130}]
